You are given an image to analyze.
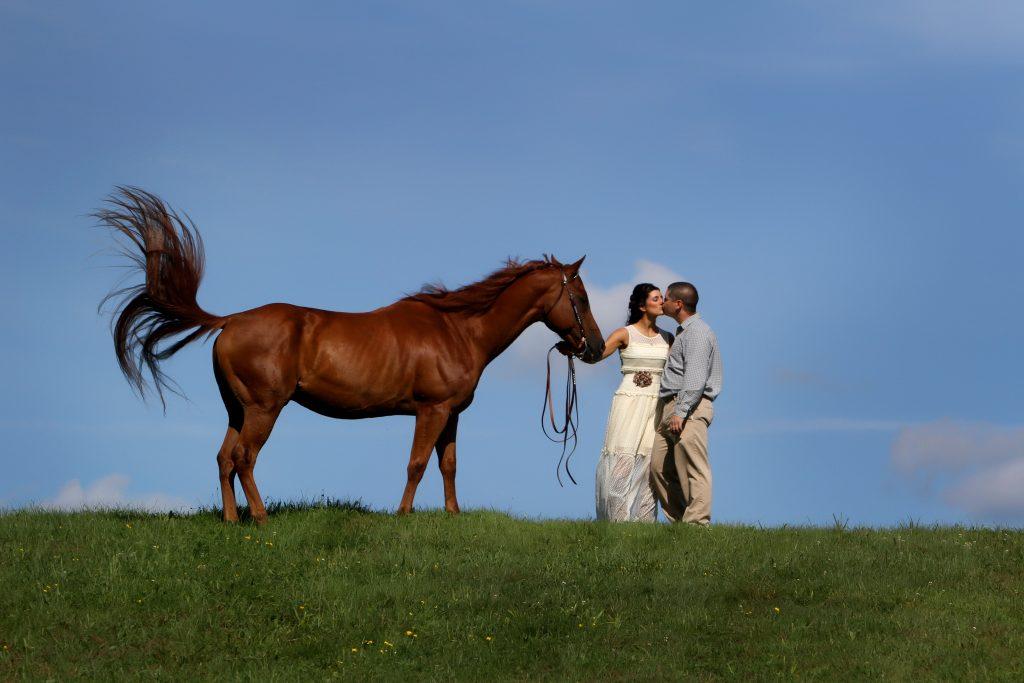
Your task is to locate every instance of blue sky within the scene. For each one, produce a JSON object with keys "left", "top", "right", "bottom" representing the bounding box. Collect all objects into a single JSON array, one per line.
[{"left": 2, "top": 1, "right": 1022, "bottom": 526}]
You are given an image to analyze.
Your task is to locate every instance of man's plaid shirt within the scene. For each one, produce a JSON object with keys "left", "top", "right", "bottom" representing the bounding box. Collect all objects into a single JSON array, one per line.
[{"left": 659, "top": 313, "right": 723, "bottom": 418}]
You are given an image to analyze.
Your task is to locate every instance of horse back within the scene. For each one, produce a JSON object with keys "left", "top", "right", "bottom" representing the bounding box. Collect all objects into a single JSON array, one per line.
[{"left": 214, "top": 301, "right": 477, "bottom": 417}]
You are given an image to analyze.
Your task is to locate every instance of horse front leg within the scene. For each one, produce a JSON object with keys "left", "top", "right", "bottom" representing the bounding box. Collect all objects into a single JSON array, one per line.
[
  {"left": 397, "top": 404, "right": 450, "bottom": 515},
  {"left": 435, "top": 413, "right": 460, "bottom": 514}
]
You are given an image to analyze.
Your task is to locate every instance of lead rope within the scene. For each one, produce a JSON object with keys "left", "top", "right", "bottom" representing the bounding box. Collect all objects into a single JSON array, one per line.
[{"left": 542, "top": 343, "right": 580, "bottom": 486}]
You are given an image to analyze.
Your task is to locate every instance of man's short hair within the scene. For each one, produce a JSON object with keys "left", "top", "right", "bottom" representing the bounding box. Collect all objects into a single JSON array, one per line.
[{"left": 666, "top": 282, "right": 698, "bottom": 314}]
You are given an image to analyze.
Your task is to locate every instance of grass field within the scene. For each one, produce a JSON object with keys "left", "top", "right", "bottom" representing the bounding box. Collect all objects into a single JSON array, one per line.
[{"left": 2, "top": 501, "right": 1023, "bottom": 680}]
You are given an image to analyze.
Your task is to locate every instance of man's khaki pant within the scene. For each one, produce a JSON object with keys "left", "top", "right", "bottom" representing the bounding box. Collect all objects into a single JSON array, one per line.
[{"left": 649, "top": 396, "right": 714, "bottom": 525}]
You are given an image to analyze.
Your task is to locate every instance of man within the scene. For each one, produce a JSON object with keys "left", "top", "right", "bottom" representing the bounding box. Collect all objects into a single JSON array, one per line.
[{"left": 649, "top": 282, "right": 723, "bottom": 525}]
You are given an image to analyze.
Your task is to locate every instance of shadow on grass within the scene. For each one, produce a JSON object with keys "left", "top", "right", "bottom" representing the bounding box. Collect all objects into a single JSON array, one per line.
[
  {"left": 207, "top": 496, "right": 376, "bottom": 523},
  {"left": 0, "top": 497, "right": 376, "bottom": 524}
]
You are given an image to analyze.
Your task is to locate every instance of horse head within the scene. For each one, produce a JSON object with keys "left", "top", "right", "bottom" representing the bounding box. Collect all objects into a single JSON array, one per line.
[{"left": 542, "top": 256, "right": 606, "bottom": 364}]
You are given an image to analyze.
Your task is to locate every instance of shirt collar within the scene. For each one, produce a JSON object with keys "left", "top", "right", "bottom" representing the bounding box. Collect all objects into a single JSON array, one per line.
[{"left": 676, "top": 312, "right": 701, "bottom": 334}]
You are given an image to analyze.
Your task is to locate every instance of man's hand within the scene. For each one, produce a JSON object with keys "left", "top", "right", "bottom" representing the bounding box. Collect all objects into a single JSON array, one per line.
[{"left": 668, "top": 414, "right": 685, "bottom": 435}]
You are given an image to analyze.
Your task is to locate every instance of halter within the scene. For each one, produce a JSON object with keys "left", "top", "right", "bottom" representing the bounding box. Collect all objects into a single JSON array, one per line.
[
  {"left": 559, "top": 271, "right": 588, "bottom": 356},
  {"left": 541, "top": 269, "right": 588, "bottom": 486}
]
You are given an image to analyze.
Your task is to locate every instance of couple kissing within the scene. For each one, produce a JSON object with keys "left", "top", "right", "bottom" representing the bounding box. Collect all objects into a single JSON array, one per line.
[{"left": 582, "top": 282, "right": 723, "bottom": 525}]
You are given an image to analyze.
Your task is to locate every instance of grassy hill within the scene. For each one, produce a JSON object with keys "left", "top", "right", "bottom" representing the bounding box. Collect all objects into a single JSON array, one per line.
[{"left": 2, "top": 502, "right": 1022, "bottom": 680}]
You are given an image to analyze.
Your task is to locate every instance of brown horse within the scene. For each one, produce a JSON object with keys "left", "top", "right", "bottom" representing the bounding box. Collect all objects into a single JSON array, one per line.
[{"left": 96, "top": 188, "right": 605, "bottom": 524}]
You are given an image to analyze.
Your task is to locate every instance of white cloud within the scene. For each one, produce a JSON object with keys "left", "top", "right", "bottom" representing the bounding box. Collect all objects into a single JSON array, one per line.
[
  {"left": 945, "top": 458, "right": 1024, "bottom": 518},
  {"left": 45, "top": 474, "right": 193, "bottom": 513},
  {"left": 854, "top": 1, "right": 1024, "bottom": 62},
  {"left": 890, "top": 420, "right": 1024, "bottom": 519},
  {"left": 892, "top": 420, "right": 1024, "bottom": 473}
]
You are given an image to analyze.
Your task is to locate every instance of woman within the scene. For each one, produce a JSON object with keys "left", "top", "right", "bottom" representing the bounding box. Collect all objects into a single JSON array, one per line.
[{"left": 593, "top": 284, "right": 673, "bottom": 522}]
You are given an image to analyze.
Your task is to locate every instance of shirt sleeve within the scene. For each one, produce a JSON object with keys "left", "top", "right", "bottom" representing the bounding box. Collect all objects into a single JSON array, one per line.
[{"left": 673, "top": 328, "right": 713, "bottom": 418}]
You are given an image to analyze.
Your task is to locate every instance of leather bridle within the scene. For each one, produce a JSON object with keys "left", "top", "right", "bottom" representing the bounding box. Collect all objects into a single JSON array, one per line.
[
  {"left": 559, "top": 271, "right": 588, "bottom": 356},
  {"left": 542, "top": 269, "right": 588, "bottom": 486}
]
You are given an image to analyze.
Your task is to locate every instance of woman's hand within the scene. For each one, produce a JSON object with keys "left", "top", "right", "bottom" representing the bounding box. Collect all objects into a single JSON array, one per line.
[
  {"left": 554, "top": 340, "right": 577, "bottom": 356},
  {"left": 556, "top": 326, "right": 626, "bottom": 362}
]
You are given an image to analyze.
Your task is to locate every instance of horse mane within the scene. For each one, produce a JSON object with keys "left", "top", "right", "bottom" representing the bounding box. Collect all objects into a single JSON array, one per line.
[{"left": 404, "top": 256, "right": 561, "bottom": 314}]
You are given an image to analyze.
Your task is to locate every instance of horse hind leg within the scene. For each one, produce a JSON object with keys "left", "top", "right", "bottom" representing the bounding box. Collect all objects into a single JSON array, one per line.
[
  {"left": 435, "top": 413, "right": 460, "bottom": 514},
  {"left": 214, "top": 354, "right": 244, "bottom": 522},
  {"left": 217, "top": 426, "right": 241, "bottom": 522},
  {"left": 232, "top": 406, "right": 282, "bottom": 526}
]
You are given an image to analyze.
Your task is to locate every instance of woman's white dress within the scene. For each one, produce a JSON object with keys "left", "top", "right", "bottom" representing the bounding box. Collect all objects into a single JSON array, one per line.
[{"left": 595, "top": 325, "right": 672, "bottom": 522}]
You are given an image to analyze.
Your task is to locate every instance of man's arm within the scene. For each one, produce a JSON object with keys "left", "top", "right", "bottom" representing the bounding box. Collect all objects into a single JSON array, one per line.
[{"left": 673, "top": 328, "right": 714, "bottom": 419}]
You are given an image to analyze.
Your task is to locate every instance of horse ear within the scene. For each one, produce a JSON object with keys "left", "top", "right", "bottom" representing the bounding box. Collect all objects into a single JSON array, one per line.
[
  {"left": 568, "top": 256, "right": 585, "bottom": 274},
  {"left": 548, "top": 254, "right": 564, "bottom": 267}
]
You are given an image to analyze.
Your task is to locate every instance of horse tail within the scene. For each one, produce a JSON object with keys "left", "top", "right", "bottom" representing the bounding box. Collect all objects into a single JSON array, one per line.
[{"left": 94, "top": 186, "right": 228, "bottom": 408}]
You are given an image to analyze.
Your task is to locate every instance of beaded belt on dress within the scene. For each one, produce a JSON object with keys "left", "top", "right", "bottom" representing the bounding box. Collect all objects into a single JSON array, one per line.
[{"left": 621, "top": 366, "right": 663, "bottom": 388}]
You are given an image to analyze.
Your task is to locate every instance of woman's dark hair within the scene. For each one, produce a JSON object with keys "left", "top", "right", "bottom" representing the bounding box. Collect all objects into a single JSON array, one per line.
[{"left": 626, "top": 283, "right": 659, "bottom": 324}]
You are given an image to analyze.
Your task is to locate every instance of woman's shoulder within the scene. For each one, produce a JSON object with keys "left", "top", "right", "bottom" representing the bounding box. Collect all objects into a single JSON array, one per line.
[{"left": 657, "top": 328, "right": 674, "bottom": 345}]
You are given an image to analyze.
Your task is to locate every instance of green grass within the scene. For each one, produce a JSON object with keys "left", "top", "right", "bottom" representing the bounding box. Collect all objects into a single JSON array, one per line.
[{"left": 2, "top": 502, "right": 1023, "bottom": 680}]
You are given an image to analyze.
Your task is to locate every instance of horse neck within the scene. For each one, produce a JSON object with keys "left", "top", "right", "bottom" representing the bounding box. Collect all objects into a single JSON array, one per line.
[{"left": 462, "top": 273, "right": 553, "bottom": 363}]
